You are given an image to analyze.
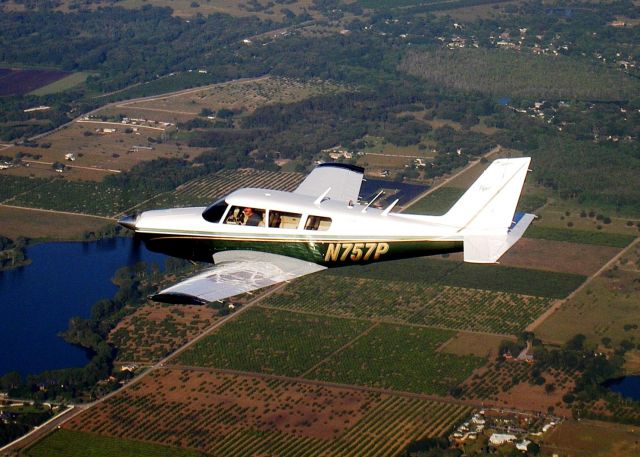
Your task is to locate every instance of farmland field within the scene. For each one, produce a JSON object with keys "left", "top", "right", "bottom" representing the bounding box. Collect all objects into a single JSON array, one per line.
[
  {"left": 327, "top": 257, "right": 585, "bottom": 299},
  {"left": 308, "top": 323, "right": 483, "bottom": 395},
  {"left": 115, "top": 76, "right": 345, "bottom": 121},
  {"left": 110, "top": 304, "right": 220, "bottom": 362},
  {"left": 175, "top": 306, "right": 371, "bottom": 376},
  {"left": 536, "top": 267, "right": 640, "bottom": 345},
  {"left": 407, "top": 186, "right": 465, "bottom": 215},
  {"left": 0, "top": 205, "right": 111, "bottom": 240},
  {"left": 400, "top": 48, "right": 640, "bottom": 100},
  {"left": 4, "top": 122, "right": 197, "bottom": 181},
  {"left": 264, "top": 276, "right": 553, "bottom": 335},
  {"left": 10, "top": 180, "right": 149, "bottom": 217},
  {"left": 24, "top": 429, "right": 200, "bottom": 457},
  {"left": 29, "top": 71, "right": 90, "bottom": 96},
  {"left": 61, "top": 368, "right": 472, "bottom": 456},
  {"left": 0, "top": 68, "right": 69, "bottom": 96},
  {"left": 525, "top": 225, "right": 636, "bottom": 248},
  {"left": 544, "top": 420, "right": 640, "bottom": 457},
  {"left": 0, "top": 175, "right": 48, "bottom": 202},
  {"left": 409, "top": 286, "right": 553, "bottom": 335},
  {"left": 499, "top": 238, "right": 621, "bottom": 276},
  {"left": 139, "top": 168, "right": 304, "bottom": 210}
]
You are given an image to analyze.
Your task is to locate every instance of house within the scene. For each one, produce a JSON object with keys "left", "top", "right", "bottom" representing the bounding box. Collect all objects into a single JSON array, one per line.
[
  {"left": 516, "top": 439, "right": 532, "bottom": 451},
  {"left": 489, "top": 433, "right": 517, "bottom": 446},
  {"left": 64, "top": 153, "right": 76, "bottom": 161}
]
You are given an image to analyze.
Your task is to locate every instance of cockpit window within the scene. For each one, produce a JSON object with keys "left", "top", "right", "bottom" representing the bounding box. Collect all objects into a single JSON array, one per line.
[
  {"left": 268, "top": 211, "right": 301, "bottom": 229},
  {"left": 305, "top": 215, "right": 332, "bottom": 231},
  {"left": 202, "top": 199, "right": 227, "bottom": 223},
  {"left": 225, "top": 206, "right": 265, "bottom": 226}
]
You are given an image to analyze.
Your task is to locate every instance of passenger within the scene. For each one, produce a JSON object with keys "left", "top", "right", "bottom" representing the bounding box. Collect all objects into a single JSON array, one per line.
[{"left": 242, "top": 207, "right": 262, "bottom": 226}]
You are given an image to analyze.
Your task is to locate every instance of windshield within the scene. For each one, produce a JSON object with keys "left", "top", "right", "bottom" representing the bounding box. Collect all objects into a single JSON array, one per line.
[{"left": 202, "top": 198, "right": 228, "bottom": 223}]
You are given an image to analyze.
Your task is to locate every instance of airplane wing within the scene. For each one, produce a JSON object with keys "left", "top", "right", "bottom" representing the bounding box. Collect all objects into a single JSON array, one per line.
[
  {"left": 294, "top": 163, "right": 364, "bottom": 203},
  {"left": 151, "top": 251, "right": 326, "bottom": 305}
]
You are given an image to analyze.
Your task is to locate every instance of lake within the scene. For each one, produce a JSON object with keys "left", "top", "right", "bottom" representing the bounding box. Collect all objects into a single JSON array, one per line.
[
  {"left": 604, "top": 376, "right": 640, "bottom": 401},
  {"left": 0, "top": 238, "right": 167, "bottom": 377}
]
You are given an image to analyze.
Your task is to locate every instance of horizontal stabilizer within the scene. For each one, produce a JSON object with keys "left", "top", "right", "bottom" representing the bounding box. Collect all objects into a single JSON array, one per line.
[
  {"left": 464, "top": 213, "right": 535, "bottom": 263},
  {"left": 294, "top": 163, "right": 364, "bottom": 203}
]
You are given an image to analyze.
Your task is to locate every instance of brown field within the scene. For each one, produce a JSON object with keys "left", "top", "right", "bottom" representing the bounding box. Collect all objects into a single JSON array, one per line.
[
  {"left": 499, "top": 238, "right": 620, "bottom": 276},
  {"left": 491, "top": 373, "right": 574, "bottom": 417},
  {"left": 536, "top": 264, "right": 640, "bottom": 345},
  {"left": 460, "top": 360, "right": 574, "bottom": 416},
  {"left": 439, "top": 331, "right": 505, "bottom": 358},
  {"left": 4, "top": 123, "right": 203, "bottom": 181},
  {"left": 0, "top": 0, "right": 320, "bottom": 20},
  {"left": 109, "top": 304, "right": 220, "bottom": 362},
  {"left": 535, "top": 199, "right": 640, "bottom": 234},
  {"left": 623, "top": 350, "right": 640, "bottom": 374},
  {"left": 543, "top": 419, "right": 640, "bottom": 457},
  {"left": 3, "top": 160, "right": 118, "bottom": 181},
  {"left": 115, "top": 76, "right": 345, "bottom": 121},
  {"left": 63, "top": 368, "right": 471, "bottom": 456},
  {"left": 0, "top": 205, "right": 112, "bottom": 240}
]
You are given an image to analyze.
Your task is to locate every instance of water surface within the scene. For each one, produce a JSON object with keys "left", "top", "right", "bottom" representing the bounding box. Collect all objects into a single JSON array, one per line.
[{"left": 0, "top": 238, "right": 166, "bottom": 377}]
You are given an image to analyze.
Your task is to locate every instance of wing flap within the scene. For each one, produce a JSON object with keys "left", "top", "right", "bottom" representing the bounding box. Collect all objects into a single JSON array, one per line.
[
  {"left": 152, "top": 251, "right": 326, "bottom": 304},
  {"left": 294, "top": 163, "right": 364, "bottom": 203}
]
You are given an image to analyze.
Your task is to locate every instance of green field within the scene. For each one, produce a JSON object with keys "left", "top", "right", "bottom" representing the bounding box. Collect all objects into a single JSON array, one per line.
[
  {"left": 11, "top": 180, "right": 149, "bottom": 217},
  {"left": 308, "top": 323, "right": 483, "bottom": 395},
  {"left": 176, "top": 307, "right": 370, "bottom": 376},
  {"left": 328, "top": 257, "right": 585, "bottom": 299},
  {"left": 25, "top": 429, "right": 201, "bottom": 457},
  {"left": 29, "top": 72, "right": 90, "bottom": 96},
  {"left": 406, "top": 186, "right": 465, "bottom": 216},
  {"left": 400, "top": 48, "right": 640, "bottom": 100},
  {"left": 525, "top": 225, "right": 636, "bottom": 248},
  {"left": 264, "top": 276, "right": 552, "bottom": 335},
  {"left": 0, "top": 175, "right": 49, "bottom": 202}
]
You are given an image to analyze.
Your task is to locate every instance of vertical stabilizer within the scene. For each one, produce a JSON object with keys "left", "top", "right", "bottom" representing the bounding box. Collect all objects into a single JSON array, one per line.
[{"left": 439, "top": 157, "right": 533, "bottom": 263}]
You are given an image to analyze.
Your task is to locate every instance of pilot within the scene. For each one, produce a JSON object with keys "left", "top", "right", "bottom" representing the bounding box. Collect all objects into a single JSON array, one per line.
[{"left": 242, "top": 207, "right": 261, "bottom": 226}]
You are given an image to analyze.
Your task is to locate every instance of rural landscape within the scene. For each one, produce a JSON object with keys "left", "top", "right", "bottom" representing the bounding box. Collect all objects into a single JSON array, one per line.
[{"left": 1, "top": 0, "right": 639, "bottom": 455}]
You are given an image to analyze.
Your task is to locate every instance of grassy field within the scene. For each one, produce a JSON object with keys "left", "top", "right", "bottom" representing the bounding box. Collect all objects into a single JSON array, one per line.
[
  {"left": 0, "top": 205, "right": 111, "bottom": 240},
  {"left": 138, "top": 168, "right": 304, "bottom": 210},
  {"left": 544, "top": 420, "right": 640, "bottom": 457},
  {"left": 533, "top": 199, "right": 640, "bottom": 234},
  {"left": 264, "top": 275, "right": 553, "bottom": 335},
  {"left": 10, "top": 180, "right": 148, "bottom": 217},
  {"left": 499, "top": 237, "right": 620, "bottom": 276},
  {"left": 61, "top": 368, "right": 472, "bottom": 456},
  {"left": 308, "top": 323, "right": 484, "bottom": 395},
  {"left": 525, "top": 225, "right": 636, "bottom": 248},
  {"left": 176, "top": 307, "right": 371, "bottom": 376},
  {"left": 24, "top": 429, "right": 200, "bottom": 457},
  {"left": 0, "top": 175, "right": 48, "bottom": 202},
  {"left": 536, "top": 270, "right": 640, "bottom": 345},
  {"left": 117, "top": 76, "right": 345, "bottom": 121},
  {"left": 29, "top": 72, "right": 90, "bottom": 96},
  {"left": 400, "top": 48, "right": 640, "bottom": 100},
  {"left": 4, "top": 122, "right": 196, "bottom": 182},
  {"left": 406, "top": 186, "right": 465, "bottom": 215},
  {"left": 328, "top": 257, "right": 585, "bottom": 299}
]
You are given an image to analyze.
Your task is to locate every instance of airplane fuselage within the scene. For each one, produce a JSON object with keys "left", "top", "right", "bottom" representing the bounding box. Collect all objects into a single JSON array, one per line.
[{"left": 126, "top": 188, "right": 464, "bottom": 267}]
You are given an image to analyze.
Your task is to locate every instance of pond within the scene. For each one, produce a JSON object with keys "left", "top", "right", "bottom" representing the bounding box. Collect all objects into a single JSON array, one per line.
[
  {"left": 0, "top": 238, "right": 167, "bottom": 377},
  {"left": 604, "top": 376, "right": 640, "bottom": 401}
]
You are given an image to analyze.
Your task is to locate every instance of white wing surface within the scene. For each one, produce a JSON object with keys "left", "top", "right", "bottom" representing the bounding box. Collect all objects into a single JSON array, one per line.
[
  {"left": 152, "top": 251, "right": 326, "bottom": 304},
  {"left": 294, "top": 163, "right": 364, "bottom": 203}
]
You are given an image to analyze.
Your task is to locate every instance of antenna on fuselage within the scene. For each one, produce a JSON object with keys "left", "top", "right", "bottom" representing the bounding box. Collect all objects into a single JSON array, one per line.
[
  {"left": 381, "top": 198, "right": 399, "bottom": 216},
  {"left": 361, "top": 190, "right": 384, "bottom": 213},
  {"left": 314, "top": 187, "right": 332, "bottom": 205}
]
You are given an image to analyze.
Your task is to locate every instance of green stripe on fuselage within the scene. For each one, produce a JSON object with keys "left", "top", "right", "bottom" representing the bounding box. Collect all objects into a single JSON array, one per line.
[{"left": 140, "top": 234, "right": 462, "bottom": 266}]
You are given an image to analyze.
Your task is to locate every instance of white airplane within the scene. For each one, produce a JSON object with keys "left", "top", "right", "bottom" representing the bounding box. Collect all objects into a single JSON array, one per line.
[{"left": 119, "top": 158, "right": 534, "bottom": 304}]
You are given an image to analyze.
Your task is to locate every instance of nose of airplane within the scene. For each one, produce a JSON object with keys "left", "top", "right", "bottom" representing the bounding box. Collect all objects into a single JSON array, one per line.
[{"left": 118, "top": 214, "right": 138, "bottom": 231}]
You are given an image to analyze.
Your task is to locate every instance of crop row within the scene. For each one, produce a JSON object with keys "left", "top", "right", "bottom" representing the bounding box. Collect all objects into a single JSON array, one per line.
[
  {"left": 63, "top": 369, "right": 472, "bottom": 456},
  {"left": 0, "top": 175, "right": 49, "bottom": 202},
  {"left": 264, "top": 275, "right": 553, "bottom": 335},
  {"left": 175, "top": 306, "right": 371, "bottom": 376}
]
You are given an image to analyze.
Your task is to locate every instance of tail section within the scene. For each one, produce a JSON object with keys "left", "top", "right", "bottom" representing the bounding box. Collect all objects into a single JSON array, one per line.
[{"left": 440, "top": 157, "right": 534, "bottom": 263}]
